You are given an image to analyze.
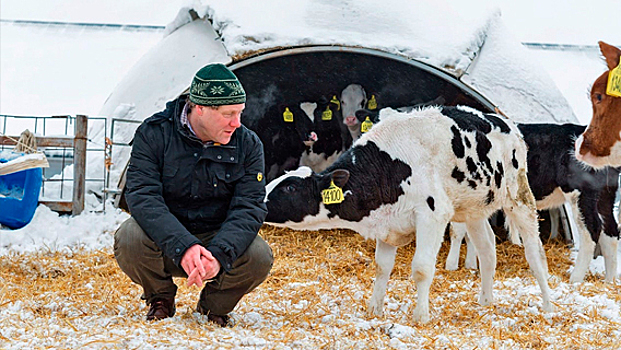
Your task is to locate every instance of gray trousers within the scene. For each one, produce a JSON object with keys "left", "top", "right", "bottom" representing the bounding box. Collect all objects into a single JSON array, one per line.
[{"left": 114, "top": 217, "right": 273, "bottom": 315}]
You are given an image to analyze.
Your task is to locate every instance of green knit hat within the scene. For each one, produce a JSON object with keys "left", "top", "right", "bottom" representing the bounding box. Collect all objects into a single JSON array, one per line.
[{"left": 189, "top": 63, "right": 246, "bottom": 106}]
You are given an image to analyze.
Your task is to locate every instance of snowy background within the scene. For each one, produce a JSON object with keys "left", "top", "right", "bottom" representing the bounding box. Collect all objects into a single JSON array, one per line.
[
  {"left": 1, "top": 1, "right": 621, "bottom": 349},
  {"left": 1, "top": 0, "right": 620, "bottom": 121}
]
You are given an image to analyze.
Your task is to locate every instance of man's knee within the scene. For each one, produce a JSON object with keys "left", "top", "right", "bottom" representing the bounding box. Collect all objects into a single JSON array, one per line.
[
  {"left": 245, "top": 235, "right": 274, "bottom": 278},
  {"left": 114, "top": 217, "right": 157, "bottom": 266}
]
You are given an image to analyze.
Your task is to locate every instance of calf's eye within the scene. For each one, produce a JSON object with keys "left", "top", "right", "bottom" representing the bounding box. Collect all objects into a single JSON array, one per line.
[
  {"left": 595, "top": 93, "right": 603, "bottom": 102},
  {"left": 286, "top": 185, "right": 296, "bottom": 192}
]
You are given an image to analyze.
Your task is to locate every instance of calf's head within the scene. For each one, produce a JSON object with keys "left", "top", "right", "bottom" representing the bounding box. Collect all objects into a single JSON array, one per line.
[
  {"left": 340, "top": 84, "right": 367, "bottom": 138},
  {"left": 265, "top": 167, "right": 350, "bottom": 225},
  {"left": 575, "top": 41, "right": 621, "bottom": 168}
]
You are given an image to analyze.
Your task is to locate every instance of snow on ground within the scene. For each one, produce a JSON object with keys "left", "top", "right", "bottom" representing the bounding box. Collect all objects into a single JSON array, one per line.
[{"left": 0, "top": 203, "right": 128, "bottom": 255}]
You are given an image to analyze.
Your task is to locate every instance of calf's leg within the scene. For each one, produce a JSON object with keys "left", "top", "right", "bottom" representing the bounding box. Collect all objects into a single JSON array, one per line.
[
  {"left": 505, "top": 170, "right": 553, "bottom": 311},
  {"left": 411, "top": 214, "right": 447, "bottom": 323},
  {"left": 504, "top": 201, "right": 553, "bottom": 311},
  {"left": 464, "top": 232, "right": 478, "bottom": 269},
  {"left": 570, "top": 198, "right": 599, "bottom": 283},
  {"left": 368, "top": 239, "right": 397, "bottom": 316},
  {"left": 465, "top": 219, "right": 496, "bottom": 306},
  {"left": 597, "top": 186, "right": 619, "bottom": 282},
  {"left": 445, "top": 222, "right": 467, "bottom": 271},
  {"left": 600, "top": 234, "right": 619, "bottom": 282}
]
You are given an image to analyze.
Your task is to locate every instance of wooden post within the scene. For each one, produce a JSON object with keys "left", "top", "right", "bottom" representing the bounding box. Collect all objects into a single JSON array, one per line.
[{"left": 72, "top": 115, "right": 88, "bottom": 215}]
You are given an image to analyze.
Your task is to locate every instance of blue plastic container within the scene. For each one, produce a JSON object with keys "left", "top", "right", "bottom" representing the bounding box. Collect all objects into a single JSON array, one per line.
[{"left": 0, "top": 154, "right": 43, "bottom": 229}]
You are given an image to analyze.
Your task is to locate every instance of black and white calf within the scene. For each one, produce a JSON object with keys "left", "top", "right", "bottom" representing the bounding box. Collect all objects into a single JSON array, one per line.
[
  {"left": 299, "top": 96, "right": 351, "bottom": 173},
  {"left": 254, "top": 102, "right": 314, "bottom": 182},
  {"left": 340, "top": 84, "right": 367, "bottom": 141},
  {"left": 265, "top": 106, "right": 553, "bottom": 323},
  {"left": 446, "top": 123, "right": 620, "bottom": 283}
]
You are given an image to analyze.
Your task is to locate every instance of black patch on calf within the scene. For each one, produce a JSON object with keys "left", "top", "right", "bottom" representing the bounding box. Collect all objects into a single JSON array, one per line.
[
  {"left": 475, "top": 132, "right": 493, "bottom": 172},
  {"left": 441, "top": 107, "right": 492, "bottom": 134},
  {"left": 483, "top": 114, "right": 511, "bottom": 133},
  {"left": 485, "top": 190, "right": 495, "bottom": 205},
  {"left": 494, "top": 171, "right": 503, "bottom": 189},
  {"left": 468, "top": 180, "right": 477, "bottom": 189},
  {"left": 451, "top": 126, "right": 465, "bottom": 158},
  {"left": 512, "top": 149, "right": 519, "bottom": 169},
  {"left": 323, "top": 141, "right": 412, "bottom": 222},
  {"left": 466, "top": 157, "right": 477, "bottom": 174},
  {"left": 464, "top": 136, "right": 471, "bottom": 148},
  {"left": 427, "top": 197, "right": 435, "bottom": 211},
  {"left": 494, "top": 161, "right": 504, "bottom": 189},
  {"left": 452, "top": 167, "right": 465, "bottom": 183}
]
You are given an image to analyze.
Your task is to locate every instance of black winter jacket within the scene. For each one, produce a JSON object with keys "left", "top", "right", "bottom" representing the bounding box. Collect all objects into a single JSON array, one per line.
[{"left": 125, "top": 95, "right": 267, "bottom": 271}]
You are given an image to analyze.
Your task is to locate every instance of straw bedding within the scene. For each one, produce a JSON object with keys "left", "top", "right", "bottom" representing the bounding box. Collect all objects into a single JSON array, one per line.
[{"left": 1, "top": 225, "right": 620, "bottom": 349}]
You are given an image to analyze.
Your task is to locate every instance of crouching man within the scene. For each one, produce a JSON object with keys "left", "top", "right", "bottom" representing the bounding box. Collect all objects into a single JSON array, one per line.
[{"left": 114, "top": 63, "right": 273, "bottom": 327}]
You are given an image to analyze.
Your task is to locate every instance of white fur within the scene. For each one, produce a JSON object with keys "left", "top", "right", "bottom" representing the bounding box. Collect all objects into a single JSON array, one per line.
[
  {"left": 575, "top": 133, "right": 621, "bottom": 169},
  {"left": 300, "top": 102, "right": 317, "bottom": 123}
]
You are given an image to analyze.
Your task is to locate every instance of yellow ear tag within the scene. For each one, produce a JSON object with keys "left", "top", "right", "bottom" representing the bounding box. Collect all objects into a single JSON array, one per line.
[
  {"left": 361, "top": 116, "right": 374, "bottom": 133},
  {"left": 330, "top": 95, "right": 340, "bottom": 111},
  {"left": 322, "top": 180, "right": 344, "bottom": 205},
  {"left": 283, "top": 107, "right": 294, "bottom": 122},
  {"left": 607, "top": 61, "right": 621, "bottom": 97},
  {"left": 322, "top": 106, "right": 333, "bottom": 121},
  {"left": 367, "top": 95, "right": 377, "bottom": 110}
]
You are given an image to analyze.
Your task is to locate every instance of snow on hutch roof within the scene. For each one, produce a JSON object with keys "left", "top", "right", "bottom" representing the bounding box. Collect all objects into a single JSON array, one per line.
[
  {"left": 196, "top": 0, "right": 491, "bottom": 75},
  {"left": 191, "top": 0, "right": 576, "bottom": 123}
]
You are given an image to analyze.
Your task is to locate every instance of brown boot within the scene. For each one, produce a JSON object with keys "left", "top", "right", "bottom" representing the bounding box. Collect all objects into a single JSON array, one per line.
[
  {"left": 146, "top": 298, "right": 175, "bottom": 321},
  {"left": 196, "top": 303, "right": 234, "bottom": 327}
]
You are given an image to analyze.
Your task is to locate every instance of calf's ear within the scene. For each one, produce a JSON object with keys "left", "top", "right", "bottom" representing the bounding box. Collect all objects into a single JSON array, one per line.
[
  {"left": 599, "top": 41, "right": 621, "bottom": 70},
  {"left": 331, "top": 169, "right": 350, "bottom": 187}
]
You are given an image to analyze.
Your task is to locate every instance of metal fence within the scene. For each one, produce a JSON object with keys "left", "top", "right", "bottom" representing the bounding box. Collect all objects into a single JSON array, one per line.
[{"left": 0, "top": 114, "right": 108, "bottom": 214}]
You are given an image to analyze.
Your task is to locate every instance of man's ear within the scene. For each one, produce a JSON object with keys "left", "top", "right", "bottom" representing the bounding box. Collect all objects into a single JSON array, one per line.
[{"left": 331, "top": 169, "right": 350, "bottom": 188}]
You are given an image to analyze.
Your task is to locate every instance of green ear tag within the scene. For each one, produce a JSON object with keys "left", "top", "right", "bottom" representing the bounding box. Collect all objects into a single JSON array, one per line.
[
  {"left": 283, "top": 107, "right": 294, "bottom": 122},
  {"left": 321, "top": 180, "right": 344, "bottom": 205},
  {"left": 607, "top": 61, "right": 621, "bottom": 97},
  {"left": 322, "top": 106, "right": 333, "bottom": 121},
  {"left": 361, "top": 116, "right": 374, "bottom": 133},
  {"left": 367, "top": 95, "right": 377, "bottom": 110},
  {"left": 330, "top": 95, "right": 341, "bottom": 111}
]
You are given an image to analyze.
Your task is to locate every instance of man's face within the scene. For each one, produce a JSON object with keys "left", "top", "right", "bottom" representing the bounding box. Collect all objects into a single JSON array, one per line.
[{"left": 190, "top": 103, "right": 245, "bottom": 144}]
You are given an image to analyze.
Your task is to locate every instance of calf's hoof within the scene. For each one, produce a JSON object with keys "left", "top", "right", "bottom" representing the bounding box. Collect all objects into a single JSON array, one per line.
[
  {"left": 367, "top": 298, "right": 384, "bottom": 317},
  {"left": 478, "top": 292, "right": 493, "bottom": 306},
  {"left": 412, "top": 305, "right": 430, "bottom": 323},
  {"left": 569, "top": 273, "right": 585, "bottom": 284}
]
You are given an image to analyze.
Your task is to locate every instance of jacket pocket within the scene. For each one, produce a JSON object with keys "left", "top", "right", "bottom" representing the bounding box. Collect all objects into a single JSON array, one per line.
[
  {"left": 213, "top": 164, "right": 245, "bottom": 198},
  {"left": 162, "top": 164, "right": 183, "bottom": 196}
]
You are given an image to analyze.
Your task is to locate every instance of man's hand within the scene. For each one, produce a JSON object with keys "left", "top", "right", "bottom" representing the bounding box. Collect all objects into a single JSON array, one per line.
[{"left": 181, "top": 244, "right": 221, "bottom": 287}]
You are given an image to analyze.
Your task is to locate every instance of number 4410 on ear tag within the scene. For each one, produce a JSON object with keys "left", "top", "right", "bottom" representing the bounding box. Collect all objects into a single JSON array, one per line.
[{"left": 322, "top": 181, "right": 344, "bottom": 205}]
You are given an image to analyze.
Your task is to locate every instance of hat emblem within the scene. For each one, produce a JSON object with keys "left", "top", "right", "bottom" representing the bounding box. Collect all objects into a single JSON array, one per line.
[{"left": 210, "top": 86, "right": 225, "bottom": 95}]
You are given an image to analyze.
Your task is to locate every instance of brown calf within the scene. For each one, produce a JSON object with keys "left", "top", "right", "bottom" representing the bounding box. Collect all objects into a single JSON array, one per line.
[{"left": 575, "top": 42, "right": 621, "bottom": 168}]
